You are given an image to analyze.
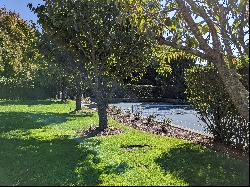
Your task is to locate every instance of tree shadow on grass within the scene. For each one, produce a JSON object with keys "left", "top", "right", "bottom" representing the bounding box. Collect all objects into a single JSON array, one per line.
[
  {"left": 0, "top": 137, "right": 82, "bottom": 186},
  {"left": 0, "top": 100, "right": 67, "bottom": 106},
  {"left": 0, "top": 112, "right": 70, "bottom": 132},
  {"left": 155, "top": 143, "right": 249, "bottom": 186},
  {"left": 103, "top": 162, "right": 129, "bottom": 175},
  {"left": 74, "top": 139, "right": 102, "bottom": 186},
  {"left": 0, "top": 135, "right": 130, "bottom": 186},
  {"left": 75, "top": 138, "right": 129, "bottom": 186}
]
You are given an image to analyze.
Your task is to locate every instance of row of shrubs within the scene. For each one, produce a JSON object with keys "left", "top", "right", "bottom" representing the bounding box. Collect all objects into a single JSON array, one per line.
[{"left": 0, "top": 85, "right": 57, "bottom": 100}]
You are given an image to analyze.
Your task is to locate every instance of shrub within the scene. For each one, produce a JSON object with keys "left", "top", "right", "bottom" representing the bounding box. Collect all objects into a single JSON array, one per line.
[{"left": 185, "top": 66, "right": 249, "bottom": 151}]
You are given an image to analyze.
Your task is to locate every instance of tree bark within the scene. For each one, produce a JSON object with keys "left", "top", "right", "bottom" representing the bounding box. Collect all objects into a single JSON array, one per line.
[
  {"left": 61, "top": 89, "right": 67, "bottom": 102},
  {"left": 61, "top": 78, "right": 67, "bottom": 102},
  {"left": 97, "top": 101, "right": 108, "bottom": 130},
  {"left": 94, "top": 76, "right": 109, "bottom": 130},
  {"left": 215, "top": 60, "right": 249, "bottom": 121},
  {"left": 75, "top": 93, "right": 82, "bottom": 111},
  {"left": 75, "top": 77, "right": 82, "bottom": 111}
]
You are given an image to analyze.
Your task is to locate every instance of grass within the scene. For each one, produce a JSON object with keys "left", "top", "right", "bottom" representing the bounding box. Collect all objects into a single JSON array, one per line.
[{"left": 0, "top": 100, "right": 249, "bottom": 186}]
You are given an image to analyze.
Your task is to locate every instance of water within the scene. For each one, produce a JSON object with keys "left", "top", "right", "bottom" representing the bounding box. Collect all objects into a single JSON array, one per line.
[{"left": 110, "top": 102, "right": 209, "bottom": 134}]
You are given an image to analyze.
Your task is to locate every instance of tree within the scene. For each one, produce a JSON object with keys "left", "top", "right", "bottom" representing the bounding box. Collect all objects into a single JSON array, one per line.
[
  {"left": 0, "top": 7, "right": 40, "bottom": 90},
  {"left": 37, "top": 35, "right": 88, "bottom": 110},
  {"left": 124, "top": 58, "right": 196, "bottom": 99},
  {"left": 30, "top": 0, "right": 161, "bottom": 129},
  {"left": 118, "top": 0, "right": 249, "bottom": 121}
]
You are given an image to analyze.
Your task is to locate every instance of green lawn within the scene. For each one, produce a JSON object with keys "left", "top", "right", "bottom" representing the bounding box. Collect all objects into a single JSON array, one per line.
[{"left": 0, "top": 100, "right": 249, "bottom": 186}]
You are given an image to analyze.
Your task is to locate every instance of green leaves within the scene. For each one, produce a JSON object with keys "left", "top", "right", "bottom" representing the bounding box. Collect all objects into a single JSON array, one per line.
[
  {"left": 0, "top": 7, "right": 40, "bottom": 88},
  {"left": 31, "top": 0, "right": 161, "bottom": 89},
  {"left": 185, "top": 65, "right": 249, "bottom": 148}
]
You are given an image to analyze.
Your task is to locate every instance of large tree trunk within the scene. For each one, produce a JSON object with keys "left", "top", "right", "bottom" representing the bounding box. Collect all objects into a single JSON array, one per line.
[
  {"left": 215, "top": 60, "right": 249, "bottom": 121},
  {"left": 94, "top": 76, "right": 108, "bottom": 130},
  {"left": 97, "top": 100, "right": 108, "bottom": 130}
]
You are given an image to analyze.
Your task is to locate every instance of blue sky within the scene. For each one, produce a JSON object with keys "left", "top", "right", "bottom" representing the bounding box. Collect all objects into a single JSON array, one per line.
[{"left": 0, "top": 0, "right": 43, "bottom": 23}]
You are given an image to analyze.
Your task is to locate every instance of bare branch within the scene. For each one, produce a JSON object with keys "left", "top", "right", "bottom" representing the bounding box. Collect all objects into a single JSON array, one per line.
[{"left": 218, "top": 5, "right": 235, "bottom": 69}]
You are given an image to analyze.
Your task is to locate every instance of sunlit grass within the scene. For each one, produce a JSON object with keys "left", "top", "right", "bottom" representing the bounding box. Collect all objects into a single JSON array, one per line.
[{"left": 0, "top": 100, "right": 248, "bottom": 186}]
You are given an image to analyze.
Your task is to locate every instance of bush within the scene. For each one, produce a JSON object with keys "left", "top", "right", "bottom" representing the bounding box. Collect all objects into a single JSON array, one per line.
[{"left": 185, "top": 66, "right": 249, "bottom": 151}]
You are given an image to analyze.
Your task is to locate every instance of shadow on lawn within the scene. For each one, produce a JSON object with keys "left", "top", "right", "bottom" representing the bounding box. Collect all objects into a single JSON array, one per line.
[
  {"left": 0, "top": 135, "right": 129, "bottom": 186},
  {"left": 0, "top": 137, "right": 82, "bottom": 186},
  {"left": 0, "top": 100, "right": 67, "bottom": 106},
  {"left": 76, "top": 138, "right": 129, "bottom": 186},
  {"left": 0, "top": 112, "right": 70, "bottom": 132},
  {"left": 155, "top": 143, "right": 249, "bottom": 186}
]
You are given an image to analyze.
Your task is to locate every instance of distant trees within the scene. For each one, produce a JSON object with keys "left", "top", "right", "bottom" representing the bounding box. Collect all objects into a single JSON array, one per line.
[
  {"left": 0, "top": 7, "right": 40, "bottom": 90},
  {"left": 0, "top": 7, "right": 84, "bottom": 102},
  {"left": 128, "top": 58, "right": 196, "bottom": 100}
]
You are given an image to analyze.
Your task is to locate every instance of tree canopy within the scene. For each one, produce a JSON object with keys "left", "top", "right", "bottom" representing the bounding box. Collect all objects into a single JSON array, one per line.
[{"left": 0, "top": 7, "right": 40, "bottom": 88}]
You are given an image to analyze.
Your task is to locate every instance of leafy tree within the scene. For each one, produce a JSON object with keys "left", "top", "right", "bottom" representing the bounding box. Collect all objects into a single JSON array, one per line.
[
  {"left": 122, "top": 58, "right": 196, "bottom": 100},
  {"left": 30, "top": 0, "right": 162, "bottom": 129},
  {"left": 0, "top": 7, "right": 40, "bottom": 89},
  {"left": 37, "top": 35, "right": 88, "bottom": 110},
  {"left": 118, "top": 0, "right": 249, "bottom": 121}
]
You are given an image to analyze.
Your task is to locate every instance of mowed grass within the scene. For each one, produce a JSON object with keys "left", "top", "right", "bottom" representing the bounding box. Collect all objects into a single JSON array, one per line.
[{"left": 0, "top": 100, "right": 249, "bottom": 186}]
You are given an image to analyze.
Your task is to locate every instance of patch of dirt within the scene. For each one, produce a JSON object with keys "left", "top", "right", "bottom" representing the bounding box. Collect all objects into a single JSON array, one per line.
[
  {"left": 78, "top": 127, "right": 124, "bottom": 137},
  {"left": 121, "top": 144, "right": 150, "bottom": 150},
  {"left": 69, "top": 110, "right": 93, "bottom": 116}
]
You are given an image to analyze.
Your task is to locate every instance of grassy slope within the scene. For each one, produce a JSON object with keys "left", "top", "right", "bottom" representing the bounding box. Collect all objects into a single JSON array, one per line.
[{"left": 0, "top": 100, "right": 249, "bottom": 186}]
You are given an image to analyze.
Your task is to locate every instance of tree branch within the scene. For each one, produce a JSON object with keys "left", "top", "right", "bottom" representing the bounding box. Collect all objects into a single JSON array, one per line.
[
  {"left": 158, "top": 36, "right": 209, "bottom": 60},
  {"left": 218, "top": 5, "right": 235, "bottom": 69},
  {"left": 184, "top": 0, "right": 222, "bottom": 52},
  {"left": 175, "top": 0, "right": 214, "bottom": 59}
]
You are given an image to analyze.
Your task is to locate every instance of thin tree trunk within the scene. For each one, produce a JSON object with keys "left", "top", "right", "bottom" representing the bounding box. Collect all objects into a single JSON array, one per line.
[
  {"left": 75, "top": 94, "right": 82, "bottom": 111},
  {"left": 75, "top": 77, "right": 82, "bottom": 111},
  {"left": 61, "top": 89, "right": 67, "bottom": 102},
  {"left": 215, "top": 60, "right": 249, "bottom": 121},
  {"left": 94, "top": 76, "right": 108, "bottom": 130},
  {"left": 61, "top": 78, "right": 67, "bottom": 102}
]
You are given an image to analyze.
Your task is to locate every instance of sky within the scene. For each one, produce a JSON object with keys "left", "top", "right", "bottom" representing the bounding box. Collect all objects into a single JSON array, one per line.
[{"left": 0, "top": 0, "right": 43, "bottom": 23}]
